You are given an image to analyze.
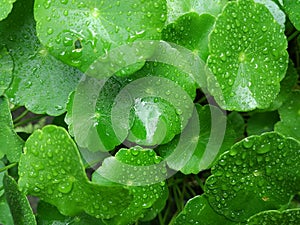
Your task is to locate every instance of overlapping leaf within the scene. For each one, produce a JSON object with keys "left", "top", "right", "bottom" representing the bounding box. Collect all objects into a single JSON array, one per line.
[
  {"left": 205, "top": 132, "right": 300, "bottom": 222},
  {"left": 0, "top": 195, "right": 13, "bottom": 225},
  {"left": 207, "top": 0, "right": 288, "bottom": 111},
  {"left": 0, "top": 47, "right": 13, "bottom": 96},
  {"left": 0, "top": 0, "right": 16, "bottom": 21},
  {"left": 93, "top": 147, "right": 168, "bottom": 225},
  {"left": 0, "top": 96, "right": 23, "bottom": 162},
  {"left": 275, "top": 91, "right": 300, "bottom": 141},
  {"left": 172, "top": 195, "right": 236, "bottom": 225},
  {"left": 247, "top": 111, "right": 280, "bottom": 136},
  {"left": 157, "top": 104, "right": 236, "bottom": 174},
  {"left": 0, "top": 0, "right": 82, "bottom": 116},
  {"left": 18, "top": 125, "right": 132, "bottom": 219},
  {"left": 4, "top": 174, "right": 36, "bottom": 225},
  {"left": 34, "top": 0, "right": 167, "bottom": 71},
  {"left": 282, "top": 0, "right": 300, "bottom": 30}
]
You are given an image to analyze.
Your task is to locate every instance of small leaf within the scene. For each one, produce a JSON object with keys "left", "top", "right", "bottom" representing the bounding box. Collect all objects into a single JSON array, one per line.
[
  {"left": 0, "top": 0, "right": 16, "bottom": 21},
  {"left": 0, "top": 0, "right": 82, "bottom": 116},
  {"left": 166, "top": 0, "right": 227, "bottom": 24},
  {"left": 94, "top": 147, "right": 168, "bottom": 225},
  {"left": 18, "top": 125, "right": 131, "bottom": 219},
  {"left": 247, "top": 111, "right": 280, "bottom": 136},
  {"left": 207, "top": 0, "right": 288, "bottom": 111},
  {"left": 157, "top": 104, "right": 236, "bottom": 174},
  {"left": 0, "top": 46, "right": 13, "bottom": 96},
  {"left": 205, "top": 132, "right": 300, "bottom": 222},
  {"left": 275, "top": 91, "right": 300, "bottom": 141},
  {"left": 0, "top": 96, "right": 23, "bottom": 162},
  {"left": 172, "top": 195, "right": 236, "bottom": 225},
  {"left": 227, "top": 111, "right": 245, "bottom": 140},
  {"left": 0, "top": 195, "right": 14, "bottom": 225},
  {"left": 34, "top": 0, "right": 167, "bottom": 71},
  {"left": 247, "top": 208, "right": 300, "bottom": 224},
  {"left": 282, "top": 0, "right": 300, "bottom": 30},
  {"left": 4, "top": 174, "right": 37, "bottom": 225},
  {"left": 162, "top": 12, "right": 215, "bottom": 62}
]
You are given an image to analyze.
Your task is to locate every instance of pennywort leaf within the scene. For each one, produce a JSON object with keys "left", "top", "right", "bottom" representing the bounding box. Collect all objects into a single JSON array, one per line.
[
  {"left": 0, "top": 46, "right": 13, "bottom": 96},
  {"left": 18, "top": 125, "right": 132, "bottom": 219},
  {"left": 0, "top": 0, "right": 82, "bottom": 116},
  {"left": 205, "top": 132, "right": 300, "bottom": 222},
  {"left": 0, "top": 0, "right": 16, "bottom": 21},
  {"left": 207, "top": 0, "right": 288, "bottom": 111},
  {"left": 0, "top": 194, "right": 14, "bottom": 225},
  {"left": 282, "top": 0, "right": 300, "bottom": 30}
]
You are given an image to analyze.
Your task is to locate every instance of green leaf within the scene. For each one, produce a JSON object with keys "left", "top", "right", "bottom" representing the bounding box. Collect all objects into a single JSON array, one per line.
[
  {"left": 247, "top": 208, "right": 300, "bottom": 224},
  {"left": 166, "top": 0, "right": 227, "bottom": 24},
  {"left": 34, "top": 0, "right": 167, "bottom": 71},
  {"left": 162, "top": 12, "right": 215, "bottom": 62},
  {"left": 0, "top": 0, "right": 82, "bottom": 116},
  {"left": 207, "top": 0, "right": 288, "bottom": 111},
  {"left": 157, "top": 104, "right": 236, "bottom": 174},
  {"left": 254, "top": 0, "right": 286, "bottom": 28},
  {"left": 36, "top": 201, "right": 106, "bottom": 225},
  {"left": 18, "top": 125, "right": 132, "bottom": 219},
  {"left": 172, "top": 195, "right": 236, "bottom": 225},
  {"left": 267, "top": 60, "right": 298, "bottom": 110},
  {"left": 0, "top": 0, "right": 16, "bottom": 21},
  {"left": 4, "top": 174, "right": 37, "bottom": 225},
  {"left": 205, "top": 132, "right": 300, "bottom": 222},
  {"left": 0, "top": 194, "right": 14, "bottom": 225},
  {"left": 0, "top": 46, "right": 13, "bottom": 96},
  {"left": 246, "top": 111, "right": 280, "bottom": 136},
  {"left": 227, "top": 111, "right": 245, "bottom": 140},
  {"left": 93, "top": 147, "right": 168, "bottom": 225},
  {"left": 282, "top": 0, "right": 300, "bottom": 30},
  {"left": 275, "top": 91, "right": 300, "bottom": 141},
  {"left": 0, "top": 96, "right": 23, "bottom": 162}
]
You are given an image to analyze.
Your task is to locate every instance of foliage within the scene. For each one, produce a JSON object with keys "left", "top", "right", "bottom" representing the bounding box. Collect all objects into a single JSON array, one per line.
[{"left": 0, "top": 0, "right": 300, "bottom": 224}]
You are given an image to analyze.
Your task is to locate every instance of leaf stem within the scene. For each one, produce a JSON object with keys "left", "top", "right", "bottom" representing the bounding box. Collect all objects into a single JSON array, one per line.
[
  {"left": 14, "top": 115, "right": 46, "bottom": 127},
  {"left": 0, "top": 162, "right": 17, "bottom": 173},
  {"left": 13, "top": 109, "right": 29, "bottom": 123},
  {"left": 287, "top": 30, "right": 300, "bottom": 42}
]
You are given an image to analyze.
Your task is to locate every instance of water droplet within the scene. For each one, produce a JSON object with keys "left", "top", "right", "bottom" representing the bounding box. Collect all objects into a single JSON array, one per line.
[
  {"left": 243, "top": 138, "right": 254, "bottom": 148},
  {"left": 47, "top": 28, "right": 54, "bottom": 35},
  {"left": 60, "top": 0, "right": 68, "bottom": 4},
  {"left": 256, "top": 143, "right": 271, "bottom": 154},
  {"left": 58, "top": 180, "right": 73, "bottom": 194}
]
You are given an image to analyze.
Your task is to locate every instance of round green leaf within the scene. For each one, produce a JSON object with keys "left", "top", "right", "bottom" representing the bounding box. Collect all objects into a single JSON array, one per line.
[
  {"left": 275, "top": 91, "right": 300, "bottom": 141},
  {"left": 93, "top": 147, "right": 168, "bottom": 225},
  {"left": 0, "top": 0, "right": 82, "bottom": 116},
  {"left": 282, "top": 0, "right": 300, "bottom": 30},
  {"left": 18, "top": 125, "right": 132, "bottom": 219},
  {"left": 0, "top": 0, "right": 16, "bottom": 21},
  {"left": 0, "top": 47, "right": 13, "bottom": 96},
  {"left": 157, "top": 104, "right": 235, "bottom": 174},
  {"left": 162, "top": 12, "right": 215, "bottom": 62},
  {"left": 0, "top": 96, "right": 23, "bottom": 162},
  {"left": 172, "top": 195, "right": 236, "bottom": 225},
  {"left": 207, "top": 0, "right": 288, "bottom": 111},
  {"left": 247, "top": 209, "right": 300, "bottom": 224},
  {"left": 4, "top": 174, "right": 37, "bottom": 225},
  {"left": 205, "top": 132, "right": 300, "bottom": 222},
  {"left": 34, "top": 0, "right": 167, "bottom": 71},
  {"left": 166, "top": 0, "right": 227, "bottom": 24}
]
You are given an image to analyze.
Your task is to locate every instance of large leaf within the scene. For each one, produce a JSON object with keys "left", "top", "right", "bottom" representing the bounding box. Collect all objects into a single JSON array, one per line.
[
  {"left": 172, "top": 195, "right": 236, "bottom": 225},
  {"left": 34, "top": 0, "right": 167, "bottom": 71},
  {"left": 275, "top": 91, "right": 300, "bottom": 141},
  {"left": 166, "top": 0, "right": 227, "bottom": 24},
  {"left": 207, "top": 0, "right": 288, "bottom": 111},
  {"left": 93, "top": 147, "right": 168, "bottom": 225},
  {"left": 205, "top": 132, "right": 300, "bottom": 222},
  {"left": 0, "top": 0, "right": 82, "bottom": 116},
  {"left": 0, "top": 46, "right": 13, "bottom": 96},
  {"left": 162, "top": 12, "right": 215, "bottom": 62},
  {"left": 247, "top": 208, "right": 300, "bottom": 224},
  {"left": 0, "top": 96, "right": 23, "bottom": 162},
  {"left": 157, "top": 104, "right": 235, "bottom": 174},
  {"left": 4, "top": 174, "right": 36, "bottom": 225},
  {"left": 0, "top": 0, "right": 16, "bottom": 21},
  {"left": 282, "top": 0, "right": 300, "bottom": 30},
  {"left": 18, "top": 125, "right": 132, "bottom": 219}
]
